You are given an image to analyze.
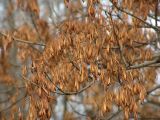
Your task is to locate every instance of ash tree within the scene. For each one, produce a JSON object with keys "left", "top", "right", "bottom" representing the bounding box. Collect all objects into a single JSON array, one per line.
[{"left": 0, "top": 0, "right": 160, "bottom": 119}]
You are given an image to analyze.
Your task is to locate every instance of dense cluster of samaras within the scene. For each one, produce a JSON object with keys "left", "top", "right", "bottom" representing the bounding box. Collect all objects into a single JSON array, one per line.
[
  {"left": 23, "top": 1, "right": 157, "bottom": 120},
  {"left": 0, "top": 0, "right": 159, "bottom": 119},
  {"left": 27, "top": 18, "right": 155, "bottom": 119}
]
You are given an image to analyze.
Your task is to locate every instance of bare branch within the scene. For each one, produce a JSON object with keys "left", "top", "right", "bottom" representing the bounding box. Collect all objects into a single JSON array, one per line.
[
  {"left": 0, "top": 32, "right": 46, "bottom": 46},
  {"left": 127, "top": 57, "right": 159, "bottom": 69},
  {"left": 147, "top": 84, "right": 160, "bottom": 95},
  {"left": 0, "top": 93, "right": 27, "bottom": 113}
]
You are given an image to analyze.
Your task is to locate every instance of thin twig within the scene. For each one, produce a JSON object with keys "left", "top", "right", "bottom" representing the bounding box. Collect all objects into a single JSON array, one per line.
[
  {"left": 155, "top": 0, "right": 158, "bottom": 27},
  {"left": 107, "top": 110, "right": 122, "bottom": 120},
  {"left": 0, "top": 93, "right": 27, "bottom": 113},
  {"left": 147, "top": 84, "right": 160, "bottom": 95},
  {"left": 127, "top": 57, "right": 159, "bottom": 69},
  {"left": 45, "top": 72, "right": 95, "bottom": 95},
  {"left": 0, "top": 32, "right": 45, "bottom": 46},
  {"left": 108, "top": 12, "right": 129, "bottom": 67}
]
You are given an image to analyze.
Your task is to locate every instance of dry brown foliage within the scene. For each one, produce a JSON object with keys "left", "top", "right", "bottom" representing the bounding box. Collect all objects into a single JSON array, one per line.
[{"left": 0, "top": 0, "right": 160, "bottom": 120}]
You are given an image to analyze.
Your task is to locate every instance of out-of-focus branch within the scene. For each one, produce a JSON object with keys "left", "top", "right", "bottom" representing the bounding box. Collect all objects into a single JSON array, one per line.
[
  {"left": 147, "top": 84, "right": 160, "bottom": 95},
  {"left": 29, "top": 11, "right": 43, "bottom": 42},
  {"left": 155, "top": 0, "right": 158, "bottom": 27},
  {"left": 0, "top": 92, "right": 27, "bottom": 113},
  {"left": 106, "top": 110, "right": 122, "bottom": 120},
  {"left": 147, "top": 99, "right": 160, "bottom": 107},
  {"left": 148, "top": 14, "right": 160, "bottom": 21},
  {"left": 0, "top": 32, "right": 46, "bottom": 46}
]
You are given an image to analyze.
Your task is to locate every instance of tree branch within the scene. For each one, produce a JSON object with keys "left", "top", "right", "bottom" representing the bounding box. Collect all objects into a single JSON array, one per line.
[
  {"left": 45, "top": 72, "right": 95, "bottom": 95},
  {"left": 127, "top": 57, "right": 159, "bottom": 69},
  {"left": 147, "top": 84, "right": 160, "bottom": 95},
  {"left": 0, "top": 32, "right": 46, "bottom": 46}
]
